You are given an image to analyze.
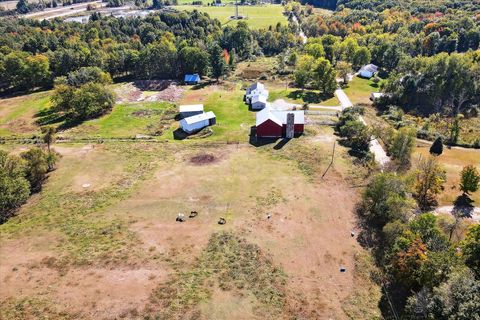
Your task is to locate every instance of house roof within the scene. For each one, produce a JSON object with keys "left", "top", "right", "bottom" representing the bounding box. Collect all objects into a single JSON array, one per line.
[
  {"left": 251, "top": 94, "right": 267, "bottom": 104},
  {"left": 184, "top": 74, "right": 200, "bottom": 82},
  {"left": 256, "top": 108, "right": 304, "bottom": 126},
  {"left": 179, "top": 104, "right": 204, "bottom": 113},
  {"left": 247, "top": 82, "right": 265, "bottom": 94},
  {"left": 183, "top": 111, "right": 216, "bottom": 125},
  {"left": 360, "top": 64, "right": 378, "bottom": 73}
]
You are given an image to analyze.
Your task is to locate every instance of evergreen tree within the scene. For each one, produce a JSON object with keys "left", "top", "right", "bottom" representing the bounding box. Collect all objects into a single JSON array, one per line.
[
  {"left": 209, "top": 43, "right": 226, "bottom": 82},
  {"left": 16, "top": 0, "right": 30, "bottom": 14},
  {"left": 430, "top": 137, "right": 443, "bottom": 156}
]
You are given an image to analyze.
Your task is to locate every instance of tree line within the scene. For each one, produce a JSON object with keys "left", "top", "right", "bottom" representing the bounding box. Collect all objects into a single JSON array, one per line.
[
  {"left": 0, "top": 11, "right": 299, "bottom": 94},
  {"left": 0, "top": 128, "right": 58, "bottom": 223}
]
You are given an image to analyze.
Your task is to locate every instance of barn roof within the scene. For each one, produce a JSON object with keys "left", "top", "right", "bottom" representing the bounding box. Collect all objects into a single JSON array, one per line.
[
  {"left": 256, "top": 108, "right": 304, "bottom": 126},
  {"left": 256, "top": 108, "right": 282, "bottom": 127},
  {"left": 271, "top": 110, "right": 305, "bottom": 124},
  {"left": 179, "top": 104, "right": 204, "bottom": 113},
  {"left": 183, "top": 111, "right": 216, "bottom": 125},
  {"left": 184, "top": 74, "right": 200, "bottom": 82}
]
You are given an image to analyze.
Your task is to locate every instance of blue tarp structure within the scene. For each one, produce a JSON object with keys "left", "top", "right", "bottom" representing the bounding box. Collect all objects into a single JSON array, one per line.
[{"left": 184, "top": 74, "right": 200, "bottom": 84}]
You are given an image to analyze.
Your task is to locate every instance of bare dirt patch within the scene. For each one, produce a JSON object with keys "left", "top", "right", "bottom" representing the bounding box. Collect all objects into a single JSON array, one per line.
[
  {"left": 114, "top": 81, "right": 185, "bottom": 103},
  {"left": 190, "top": 153, "right": 219, "bottom": 165},
  {"left": 0, "top": 235, "right": 168, "bottom": 319}
]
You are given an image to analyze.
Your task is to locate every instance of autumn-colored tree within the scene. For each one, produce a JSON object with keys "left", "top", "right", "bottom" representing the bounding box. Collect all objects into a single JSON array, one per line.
[
  {"left": 394, "top": 238, "right": 429, "bottom": 288},
  {"left": 414, "top": 156, "right": 446, "bottom": 210}
]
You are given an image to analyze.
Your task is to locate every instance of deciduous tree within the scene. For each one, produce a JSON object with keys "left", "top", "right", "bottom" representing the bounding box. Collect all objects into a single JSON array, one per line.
[
  {"left": 414, "top": 156, "right": 446, "bottom": 210},
  {"left": 460, "top": 165, "right": 480, "bottom": 195}
]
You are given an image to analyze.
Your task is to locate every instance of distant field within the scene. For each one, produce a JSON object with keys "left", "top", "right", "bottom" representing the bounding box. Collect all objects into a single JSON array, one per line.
[{"left": 171, "top": 4, "right": 288, "bottom": 29}]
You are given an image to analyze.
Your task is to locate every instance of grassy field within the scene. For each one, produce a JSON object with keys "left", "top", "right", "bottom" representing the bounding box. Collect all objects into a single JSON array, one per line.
[
  {"left": 63, "top": 102, "right": 175, "bottom": 139},
  {"left": 413, "top": 142, "right": 480, "bottom": 206},
  {"left": 171, "top": 4, "right": 288, "bottom": 29},
  {"left": 0, "top": 134, "right": 380, "bottom": 319},
  {"left": 0, "top": 91, "right": 51, "bottom": 136},
  {"left": 343, "top": 76, "right": 382, "bottom": 105},
  {"left": 167, "top": 83, "right": 254, "bottom": 142}
]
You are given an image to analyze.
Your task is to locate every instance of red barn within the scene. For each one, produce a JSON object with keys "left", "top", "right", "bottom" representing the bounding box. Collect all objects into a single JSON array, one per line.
[{"left": 256, "top": 108, "right": 305, "bottom": 138}]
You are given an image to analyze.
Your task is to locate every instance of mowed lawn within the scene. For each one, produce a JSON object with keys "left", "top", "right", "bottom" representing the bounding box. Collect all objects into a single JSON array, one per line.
[
  {"left": 64, "top": 102, "right": 174, "bottom": 138},
  {"left": 343, "top": 76, "right": 382, "bottom": 105},
  {"left": 0, "top": 91, "right": 51, "bottom": 136},
  {"left": 169, "top": 85, "right": 254, "bottom": 142},
  {"left": 172, "top": 4, "right": 287, "bottom": 29},
  {"left": 413, "top": 142, "right": 480, "bottom": 206}
]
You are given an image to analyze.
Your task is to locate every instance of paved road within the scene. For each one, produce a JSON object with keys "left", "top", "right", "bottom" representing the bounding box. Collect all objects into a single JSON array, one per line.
[
  {"left": 434, "top": 206, "right": 480, "bottom": 223},
  {"left": 335, "top": 88, "right": 353, "bottom": 110},
  {"left": 23, "top": 1, "right": 104, "bottom": 20},
  {"left": 335, "top": 88, "right": 390, "bottom": 167}
]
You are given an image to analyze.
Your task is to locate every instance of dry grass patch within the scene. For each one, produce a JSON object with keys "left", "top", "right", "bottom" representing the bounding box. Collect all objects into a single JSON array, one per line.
[{"left": 413, "top": 143, "right": 480, "bottom": 205}]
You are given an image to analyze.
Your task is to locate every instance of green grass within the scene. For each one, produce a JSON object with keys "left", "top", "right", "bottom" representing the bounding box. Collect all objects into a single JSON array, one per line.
[
  {"left": 171, "top": 4, "right": 287, "bottom": 29},
  {"left": 269, "top": 89, "right": 340, "bottom": 106},
  {"left": 0, "top": 91, "right": 51, "bottom": 136},
  {"left": 165, "top": 87, "right": 254, "bottom": 142},
  {"left": 343, "top": 76, "right": 383, "bottom": 105},
  {"left": 64, "top": 102, "right": 175, "bottom": 138}
]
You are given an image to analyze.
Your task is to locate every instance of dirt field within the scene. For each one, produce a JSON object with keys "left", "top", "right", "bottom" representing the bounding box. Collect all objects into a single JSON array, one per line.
[{"left": 0, "top": 133, "right": 381, "bottom": 319}]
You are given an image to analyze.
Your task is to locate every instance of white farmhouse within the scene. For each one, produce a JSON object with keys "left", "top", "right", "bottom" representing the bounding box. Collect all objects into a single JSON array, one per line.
[
  {"left": 245, "top": 82, "right": 269, "bottom": 104},
  {"left": 251, "top": 94, "right": 268, "bottom": 110}
]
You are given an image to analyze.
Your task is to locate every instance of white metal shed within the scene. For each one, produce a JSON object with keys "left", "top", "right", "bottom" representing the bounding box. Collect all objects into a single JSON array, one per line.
[
  {"left": 180, "top": 111, "right": 216, "bottom": 134},
  {"left": 179, "top": 104, "right": 204, "bottom": 118}
]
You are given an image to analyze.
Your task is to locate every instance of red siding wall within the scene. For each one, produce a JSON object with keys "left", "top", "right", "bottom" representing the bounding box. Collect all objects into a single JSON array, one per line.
[
  {"left": 257, "top": 120, "right": 283, "bottom": 137},
  {"left": 294, "top": 124, "right": 304, "bottom": 133},
  {"left": 281, "top": 124, "right": 304, "bottom": 136}
]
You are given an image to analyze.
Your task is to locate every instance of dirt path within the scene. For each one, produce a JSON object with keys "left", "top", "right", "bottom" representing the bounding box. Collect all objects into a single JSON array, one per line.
[
  {"left": 335, "top": 88, "right": 390, "bottom": 167},
  {"left": 434, "top": 206, "right": 480, "bottom": 223}
]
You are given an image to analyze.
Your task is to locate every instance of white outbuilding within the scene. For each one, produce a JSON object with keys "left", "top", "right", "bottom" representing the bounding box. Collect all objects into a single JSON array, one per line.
[
  {"left": 359, "top": 64, "right": 378, "bottom": 78},
  {"left": 370, "top": 92, "right": 384, "bottom": 101},
  {"left": 179, "top": 104, "right": 204, "bottom": 118},
  {"left": 180, "top": 111, "right": 216, "bottom": 134}
]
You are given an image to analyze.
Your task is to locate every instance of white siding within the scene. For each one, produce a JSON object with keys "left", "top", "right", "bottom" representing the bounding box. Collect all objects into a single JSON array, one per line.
[{"left": 180, "top": 118, "right": 209, "bottom": 133}]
